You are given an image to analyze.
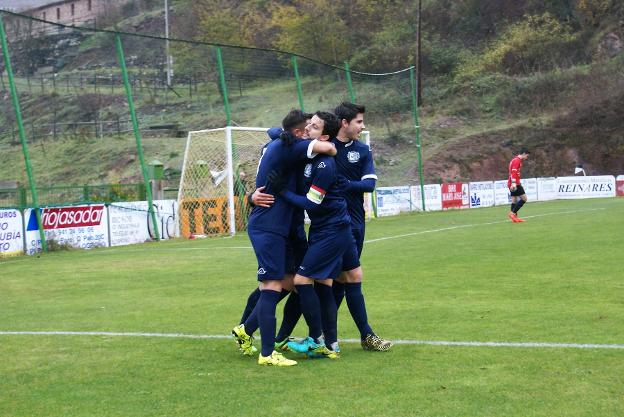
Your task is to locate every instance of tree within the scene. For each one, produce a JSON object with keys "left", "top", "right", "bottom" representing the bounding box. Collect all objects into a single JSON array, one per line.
[{"left": 269, "top": 0, "right": 349, "bottom": 66}]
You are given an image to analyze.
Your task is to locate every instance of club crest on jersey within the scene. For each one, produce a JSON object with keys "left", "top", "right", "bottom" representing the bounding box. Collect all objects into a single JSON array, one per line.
[
  {"left": 304, "top": 163, "right": 312, "bottom": 177},
  {"left": 347, "top": 151, "right": 360, "bottom": 163},
  {"left": 317, "top": 162, "right": 326, "bottom": 169}
]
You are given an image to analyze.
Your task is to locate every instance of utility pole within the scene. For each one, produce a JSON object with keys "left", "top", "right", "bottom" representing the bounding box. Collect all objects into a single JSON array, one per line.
[
  {"left": 417, "top": 0, "right": 422, "bottom": 106},
  {"left": 165, "top": 0, "right": 172, "bottom": 86}
]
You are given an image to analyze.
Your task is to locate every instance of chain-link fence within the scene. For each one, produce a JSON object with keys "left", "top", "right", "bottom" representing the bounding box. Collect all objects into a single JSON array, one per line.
[{"left": 0, "top": 9, "right": 423, "bottom": 247}]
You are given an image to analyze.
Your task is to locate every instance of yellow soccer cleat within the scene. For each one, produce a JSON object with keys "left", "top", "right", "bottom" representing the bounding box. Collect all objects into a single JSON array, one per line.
[
  {"left": 258, "top": 351, "right": 297, "bottom": 366},
  {"left": 232, "top": 324, "right": 256, "bottom": 356}
]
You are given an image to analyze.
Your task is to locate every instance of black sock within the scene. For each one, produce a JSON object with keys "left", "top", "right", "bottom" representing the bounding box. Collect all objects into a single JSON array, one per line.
[{"left": 513, "top": 199, "right": 525, "bottom": 214}]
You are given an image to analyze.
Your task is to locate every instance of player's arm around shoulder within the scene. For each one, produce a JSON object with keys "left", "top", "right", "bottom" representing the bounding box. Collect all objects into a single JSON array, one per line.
[{"left": 310, "top": 139, "right": 337, "bottom": 156}]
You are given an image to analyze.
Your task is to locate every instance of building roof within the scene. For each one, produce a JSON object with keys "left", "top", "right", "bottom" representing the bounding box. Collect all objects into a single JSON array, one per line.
[{"left": 0, "top": 0, "right": 70, "bottom": 12}]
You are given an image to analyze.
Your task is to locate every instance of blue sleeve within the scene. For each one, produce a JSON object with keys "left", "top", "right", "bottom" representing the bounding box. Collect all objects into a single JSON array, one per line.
[
  {"left": 290, "top": 140, "right": 316, "bottom": 162},
  {"left": 361, "top": 147, "right": 377, "bottom": 180},
  {"left": 346, "top": 178, "right": 376, "bottom": 193},
  {"left": 281, "top": 190, "right": 326, "bottom": 213}
]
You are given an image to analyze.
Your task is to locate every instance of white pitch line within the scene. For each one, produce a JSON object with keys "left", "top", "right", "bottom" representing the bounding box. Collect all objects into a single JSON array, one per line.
[
  {"left": 1, "top": 331, "right": 623, "bottom": 350},
  {"left": 365, "top": 208, "right": 605, "bottom": 244},
  {"left": 92, "top": 246, "right": 253, "bottom": 254}
]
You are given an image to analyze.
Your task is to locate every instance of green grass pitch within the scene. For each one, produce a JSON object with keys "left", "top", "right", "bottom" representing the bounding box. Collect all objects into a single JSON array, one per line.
[{"left": 1, "top": 198, "right": 623, "bottom": 417}]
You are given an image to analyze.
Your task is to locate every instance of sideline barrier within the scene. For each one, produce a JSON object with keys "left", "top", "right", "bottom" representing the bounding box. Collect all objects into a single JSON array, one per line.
[
  {"left": 537, "top": 177, "right": 558, "bottom": 201},
  {"left": 556, "top": 176, "right": 616, "bottom": 199},
  {"left": 0, "top": 209, "right": 23, "bottom": 256},
  {"left": 374, "top": 175, "right": 618, "bottom": 215},
  {"left": 469, "top": 181, "right": 495, "bottom": 208},
  {"left": 441, "top": 182, "right": 469, "bottom": 209},
  {"left": 1, "top": 200, "right": 179, "bottom": 257},
  {"left": 1, "top": 176, "right": 621, "bottom": 257}
]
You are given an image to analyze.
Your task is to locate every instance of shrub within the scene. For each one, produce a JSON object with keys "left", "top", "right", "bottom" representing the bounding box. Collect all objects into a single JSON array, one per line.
[{"left": 456, "top": 13, "right": 586, "bottom": 79}]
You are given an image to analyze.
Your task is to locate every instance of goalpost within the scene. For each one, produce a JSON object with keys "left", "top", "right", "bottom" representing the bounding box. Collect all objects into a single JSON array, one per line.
[{"left": 177, "top": 127, "right": 373, "bottom": 238}]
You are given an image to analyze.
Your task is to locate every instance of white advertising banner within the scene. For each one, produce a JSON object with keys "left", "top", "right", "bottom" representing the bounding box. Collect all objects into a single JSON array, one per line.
[
  {"left": 469, "top": 181, "right": 495, "bottom": 208},
  {"left": 24, "top": 204, "right": 109, "bottom": 254},
  {"left": 494, "top": 180, "right": 511, "bottom": 206},
  {"left": 410, "top": 184, "right": 443, "bottom": 211},
  {"left": 537, "top": 177, "right": 558, "bottom": 201},
  {"left": 109, "top": 200, "right": 179, "bottom": 246},
  {"left": 0, "top": 209, "right": 24, "bottom": 256},
  {"left": 523, "top": 178, "right": 538, "bottom": 201},
  {"left": 376, "top": 186, "right": 412, "bottom": 217},
  {"left": 556, "top": 176, "right": 616, "bottom": 199}
]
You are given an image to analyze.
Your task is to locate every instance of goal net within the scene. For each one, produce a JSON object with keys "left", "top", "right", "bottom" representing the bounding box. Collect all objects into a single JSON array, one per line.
[{"left": 177, "top": 127, "right": 373, "bottom": 238}]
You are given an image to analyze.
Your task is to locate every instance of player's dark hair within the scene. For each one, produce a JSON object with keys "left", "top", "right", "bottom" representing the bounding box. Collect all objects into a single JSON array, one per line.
[
  {"left": 282, "top": 109, "right": 309, "bottom": 132},
  {"left": 519, "top": 148, "right": 530, "bottom": 155},
  {"left": 315, "top": 111, "right": 341, "bottom": 138},
  {"left": 334, "top": 102, "right": 365, "bottom": 123},
  {"left": 280, "top": 109, "right": 309, "bottom": 145}
]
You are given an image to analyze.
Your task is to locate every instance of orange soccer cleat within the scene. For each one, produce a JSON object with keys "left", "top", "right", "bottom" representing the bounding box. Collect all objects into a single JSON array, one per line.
[{"left": 507, "top": 212, "right": 518, "bottom": 222}]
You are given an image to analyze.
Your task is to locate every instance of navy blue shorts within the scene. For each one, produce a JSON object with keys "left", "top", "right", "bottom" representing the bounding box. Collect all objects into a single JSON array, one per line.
[
  {"left": 248, "top": 227, "right": 288, "bottom": 281},
  {"left": 341, "top": 227, "right": 365, "bottom": 272},
  {"left": 285, "top": 227, "right": 308, "bottom": 275},
  {"left": 297, "top": 223, "right": 352, "bottom": 280}
]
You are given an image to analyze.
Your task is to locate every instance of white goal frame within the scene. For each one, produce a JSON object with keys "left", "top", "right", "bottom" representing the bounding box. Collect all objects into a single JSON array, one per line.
[{"left": 178, "top": 126, "right": 372, "bottom": 237}]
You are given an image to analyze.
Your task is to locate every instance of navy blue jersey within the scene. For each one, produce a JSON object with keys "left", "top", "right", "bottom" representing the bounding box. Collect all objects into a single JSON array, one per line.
[
  {"left": 258, "top": 134, "right": 306, "bottom": 237},
  {"left": 331, "top": 138, "right": 377, "bottom": 228},
  {"left": 248, "top": 138, "right": 316, "bottom": 236},
  {"left": 300, "top": 155, "right": 350, "bottom": 230}
]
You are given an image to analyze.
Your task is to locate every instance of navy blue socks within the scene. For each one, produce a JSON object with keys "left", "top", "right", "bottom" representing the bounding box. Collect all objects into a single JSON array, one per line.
[
  {"left": 295, "top": 284, "right": 323, "bottom": 341},
  {"left": 332, "top": 281, "right": 346, "bottom": 309},
  {"left": 345, "top": 282, "right": 373, "bottom": 339},
  {"left": 239, "top": 288, "right": 261, "bottom": 324},
  {"left": 315, "top": 284, "right": 338, "bottom": 347},
  {"left": 276, "top": 292, "right": 301, "bottom": 342},
  {"left": 257, "top": 289, "right": 281, "bottom": 357}
]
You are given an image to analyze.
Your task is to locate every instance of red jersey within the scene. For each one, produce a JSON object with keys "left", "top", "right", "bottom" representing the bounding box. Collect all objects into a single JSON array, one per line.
[{"left": 508, "top": 155, "right": 523, "bottom": 188}]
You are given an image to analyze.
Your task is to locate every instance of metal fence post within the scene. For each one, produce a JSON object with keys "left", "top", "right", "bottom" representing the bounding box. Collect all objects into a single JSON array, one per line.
[
  {"left": 115, "top": 33, "right": 160, "bottom": 240},
  {"left": 0, "top": 13, "right": 47, "bottom": 251}
]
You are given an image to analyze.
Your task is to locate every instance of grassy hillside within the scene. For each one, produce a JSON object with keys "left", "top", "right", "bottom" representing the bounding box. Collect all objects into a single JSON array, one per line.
[{"left": 1, "top": 4, "right": 623, "bottom": 192}]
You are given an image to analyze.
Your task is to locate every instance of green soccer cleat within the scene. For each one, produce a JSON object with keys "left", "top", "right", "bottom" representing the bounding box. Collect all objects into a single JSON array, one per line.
[
  {"left": 361, "top": 333, "right": 393, "bottom": 351},
  {"left": 258, "top": 351, "right": 297, "bottom": 366},
  {"left": 275, "top": 336, "right": 293, "bottom": 351},
  {"left": 232, "top": 324, "right": 256, "bottom": 356}
]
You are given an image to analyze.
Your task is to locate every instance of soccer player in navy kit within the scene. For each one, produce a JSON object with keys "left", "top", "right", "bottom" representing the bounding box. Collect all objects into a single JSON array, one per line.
[
  {"left": 235, "top": 121, "right": 312, "bottom": 354},
  {"left": 233, "top": 110, "right": 337, "bottom": 366},
  {"left": 332, "top": 102, "right": 393, "bottom": 351},
  {"left": 270, "top": 111, "right": 351, "bottom": 358}
]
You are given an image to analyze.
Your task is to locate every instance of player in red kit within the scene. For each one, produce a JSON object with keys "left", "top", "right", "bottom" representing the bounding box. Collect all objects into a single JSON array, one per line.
[{"left": 507, "top": 149, "right": 530, "bottom": 222}]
